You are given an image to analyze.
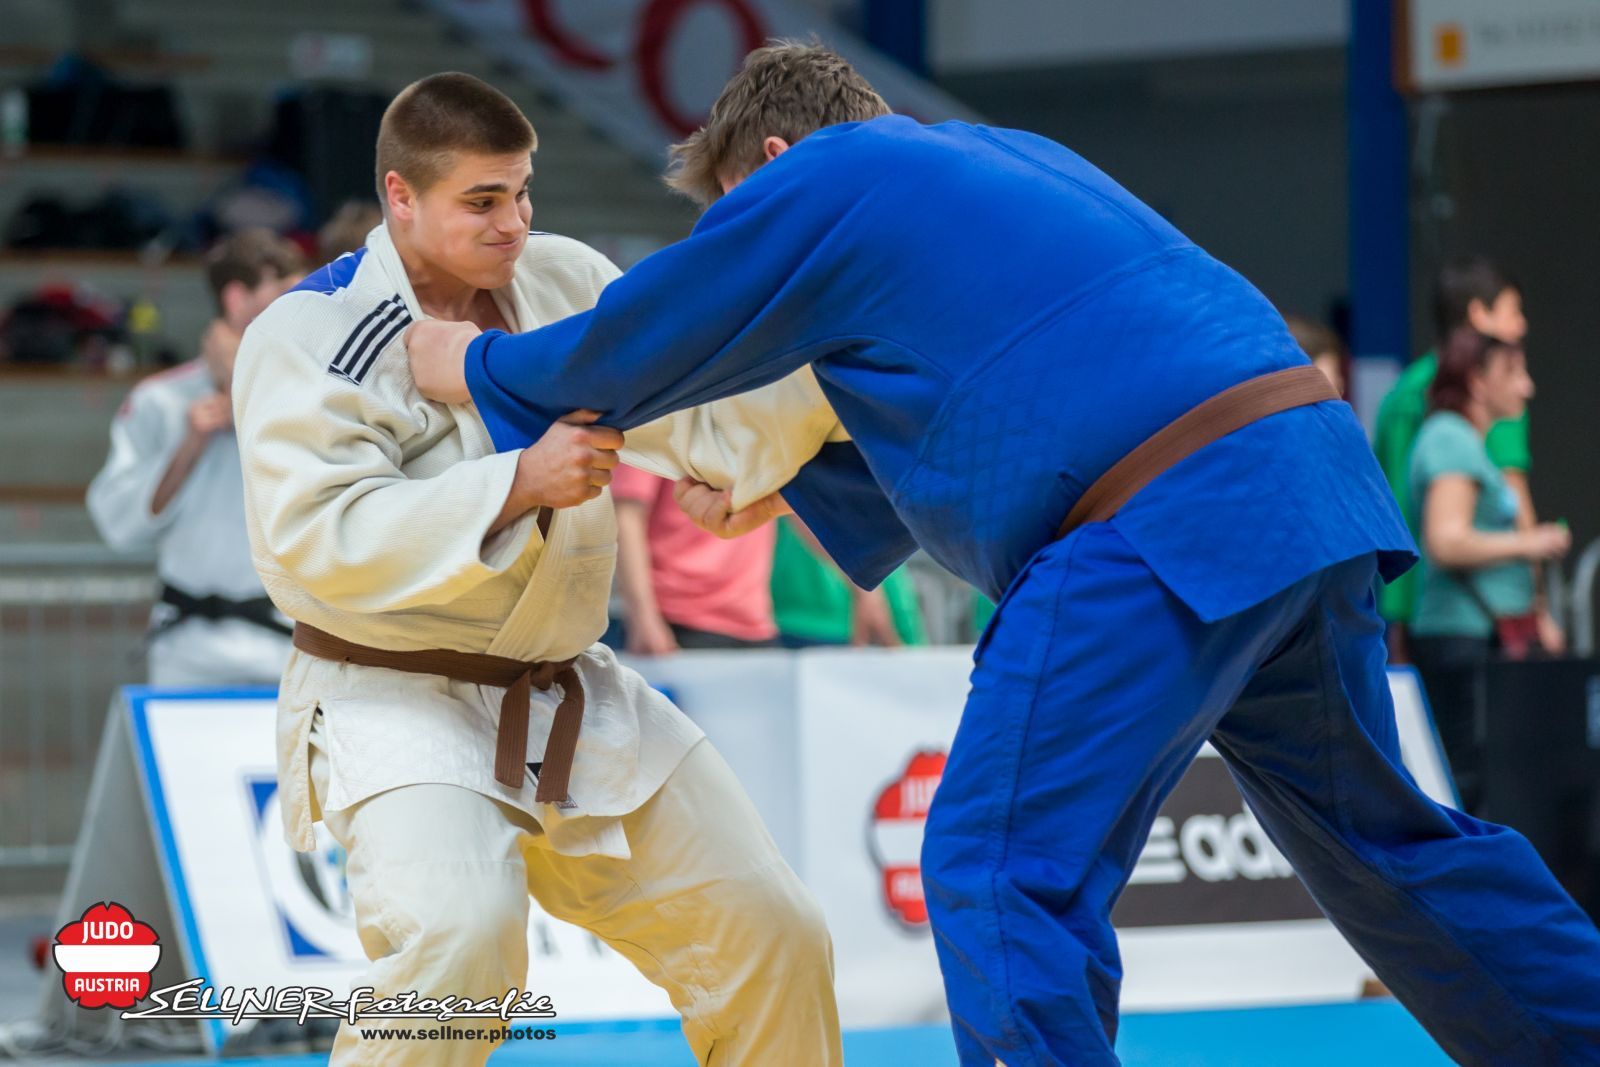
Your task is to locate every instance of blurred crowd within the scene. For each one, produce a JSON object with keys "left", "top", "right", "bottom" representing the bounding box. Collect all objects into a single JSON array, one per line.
[
  {"left": 1292, "top": 255, "right": 1568, "bottom": 817},
  {"left": 67, "top": 229, "right": 1567, "bottom": 720},
  {"left": 0, "top": 52, "right": 1569, "bottom": 829}
]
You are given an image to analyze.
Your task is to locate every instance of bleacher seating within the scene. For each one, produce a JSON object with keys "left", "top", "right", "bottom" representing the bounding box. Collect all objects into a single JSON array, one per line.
[{"left": 0, "top": 0, "right": 698, "bottom": 535}]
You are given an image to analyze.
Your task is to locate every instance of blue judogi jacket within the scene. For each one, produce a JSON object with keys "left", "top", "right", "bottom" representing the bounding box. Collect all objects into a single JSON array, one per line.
[{"left": 466, "top": 116, "right": 1414, "bottom": 619}]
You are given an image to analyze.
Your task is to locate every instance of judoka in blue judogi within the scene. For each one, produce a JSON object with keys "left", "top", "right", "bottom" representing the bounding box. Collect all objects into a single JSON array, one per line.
[{"left": 415, "top": 112, "right": 1600, "bottom": 1065}]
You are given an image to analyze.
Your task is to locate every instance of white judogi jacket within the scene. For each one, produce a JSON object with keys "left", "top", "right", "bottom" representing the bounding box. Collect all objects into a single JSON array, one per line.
[
  {"left": 87, "top": 361, "right": 291, "bottom": 687},
  {"left": 236, "top": 225, "right": 838, "bottom": 856}
]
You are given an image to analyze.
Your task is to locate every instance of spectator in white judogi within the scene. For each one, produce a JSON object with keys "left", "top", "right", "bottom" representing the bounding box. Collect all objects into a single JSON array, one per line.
[{"left": 88, "top": 229, "right": 305, "bottom": 687}]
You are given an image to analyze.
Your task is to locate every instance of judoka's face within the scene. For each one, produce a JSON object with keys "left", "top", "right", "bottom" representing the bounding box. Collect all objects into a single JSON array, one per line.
[{"left": 402, "top": 151, "right": 533, "bottom": 289}]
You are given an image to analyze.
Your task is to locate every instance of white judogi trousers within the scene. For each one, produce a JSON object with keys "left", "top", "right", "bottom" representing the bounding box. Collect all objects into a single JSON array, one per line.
[{"left": 309, "top": 717, "right": 841, "bottom": 1067}]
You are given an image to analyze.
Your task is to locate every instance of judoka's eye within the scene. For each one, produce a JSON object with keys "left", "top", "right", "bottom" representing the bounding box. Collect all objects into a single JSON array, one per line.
[{"left": 468, "top": 200, "right": 493, "bottom": 211}]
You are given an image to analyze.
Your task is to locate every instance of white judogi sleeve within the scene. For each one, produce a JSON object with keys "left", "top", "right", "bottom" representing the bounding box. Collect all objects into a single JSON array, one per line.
[
  {"left": 86, "top": 379, "right": 186, "bottom": 551},
  {"left": 236, "top": 301, "right": 538, "bottom": 616},
  {"left": 620, "top": 366, "right": 847, "bottom": 511},
  {"left": 496, "top": 235, "right": 847, "bottom": 513}
]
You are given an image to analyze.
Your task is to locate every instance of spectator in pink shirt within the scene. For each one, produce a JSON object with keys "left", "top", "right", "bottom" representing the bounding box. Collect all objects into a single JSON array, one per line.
[{"left": 610, "top": 464, "right": 780, "bottom": 654}]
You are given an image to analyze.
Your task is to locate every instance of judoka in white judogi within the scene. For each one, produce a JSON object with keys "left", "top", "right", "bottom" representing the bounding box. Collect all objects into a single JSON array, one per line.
[{"left": 234, "top": 223, "right": 841, "bottom": 1066}]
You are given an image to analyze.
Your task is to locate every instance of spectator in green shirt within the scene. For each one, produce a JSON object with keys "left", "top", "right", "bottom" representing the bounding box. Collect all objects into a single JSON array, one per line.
[
  {"left": 1407, "top": 326, "right": 1568, "bottom": 810},
  {"left": 1372, "top": 256, "right": 1535, "bottom": 661},
  {"left": 770, "top": 516, "right": 926, "bottom": 648}
]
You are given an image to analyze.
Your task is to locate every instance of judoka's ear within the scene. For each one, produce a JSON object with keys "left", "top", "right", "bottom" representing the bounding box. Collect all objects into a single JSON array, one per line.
[
  {"left": 383, "top": 171, "right": 417, "bottom": 223},
  {"left": 719, "top": 138, "right": 791, "bottom": 196}
]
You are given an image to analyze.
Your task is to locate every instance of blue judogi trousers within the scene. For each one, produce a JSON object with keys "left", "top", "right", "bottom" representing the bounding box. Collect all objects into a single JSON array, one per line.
[{"left": 923, "top": 523, "right": 1600, "bottom": 1066}]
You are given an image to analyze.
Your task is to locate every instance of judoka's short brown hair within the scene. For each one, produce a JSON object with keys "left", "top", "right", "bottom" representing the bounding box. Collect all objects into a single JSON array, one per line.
[
  {"left": 375, "top": 73, "right": 537, "bottom": 200},
  {"left": 665, "top": 40, "right": 890, "bottom": 208}
]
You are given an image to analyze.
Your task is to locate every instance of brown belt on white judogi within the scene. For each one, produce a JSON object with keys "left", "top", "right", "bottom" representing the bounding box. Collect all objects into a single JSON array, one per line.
[{"left": 292, "top": 622, "right": 583, "bottom": 804}]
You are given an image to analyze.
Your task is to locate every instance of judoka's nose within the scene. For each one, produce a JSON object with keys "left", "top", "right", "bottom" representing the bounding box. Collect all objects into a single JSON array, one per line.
[{"left": 487, "top": 201, "right": 526, "bottom": 242}]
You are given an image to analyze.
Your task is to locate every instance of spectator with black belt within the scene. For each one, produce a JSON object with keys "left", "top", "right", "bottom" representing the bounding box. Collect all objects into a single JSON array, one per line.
[{"left": 87, "top": 228, "right": 305, "bottom": 686}]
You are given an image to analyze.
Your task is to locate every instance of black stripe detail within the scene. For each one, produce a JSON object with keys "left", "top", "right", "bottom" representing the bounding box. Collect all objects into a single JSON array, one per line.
[
  {"left": 333, "top": 299, "right": 405, "bottom": 376},
  {"left": 347, "top": 310, "right": 412, "bottom": 384},
  {"left": 327, "top": 295, "right": 414, "bottom": 385},
  {"left": 327, "top": 296, "right": 401, "bottom": 376}
]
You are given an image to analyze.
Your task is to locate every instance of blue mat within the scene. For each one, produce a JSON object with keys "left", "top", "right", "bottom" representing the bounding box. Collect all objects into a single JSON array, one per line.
[{"left": 123, "top": 1001, "right": 1450, "bottom": 1066}]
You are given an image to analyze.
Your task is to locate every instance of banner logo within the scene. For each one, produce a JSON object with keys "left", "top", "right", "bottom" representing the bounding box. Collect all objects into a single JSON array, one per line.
[
  {"left": 868, "top": 750, "right": 945, "bottom": 927},
  {"left": 1112, "top": 752, "right": 1316, "bottom": 928},
  {"left": 53, "top": 902, "right": 162, "bottom": 1009}
]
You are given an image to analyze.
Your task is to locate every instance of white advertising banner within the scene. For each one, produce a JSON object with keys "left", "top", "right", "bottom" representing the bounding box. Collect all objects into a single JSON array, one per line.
[
  {"left": 123, "top": 688, "right": 671, "bottom": 1053},
  {"left": 417, "top": 0, "right": 978, "bottom": 166},
  {"left": 622, "top": 651, "right": 1457, "bottom": 1024},
  {"left": 791, "top": 649, "right": 973, "bottom": 1026},
  {"left": 1407, "top": 0, "right": 1600, "bottom": 92},
  {"left": 118, "top": 658, "right": 1455, "bottom": 1041}
]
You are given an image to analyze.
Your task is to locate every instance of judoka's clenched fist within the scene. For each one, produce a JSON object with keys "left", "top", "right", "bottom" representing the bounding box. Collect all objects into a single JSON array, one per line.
[
  {"left": 672, "top": 478, "right": 793, "bottom": 538},
  {"left": 405, "top": 319, "right": 479, "bottom": 405},
  {"left": 509, "top": 410, "right": 623, "bottom": 510}
]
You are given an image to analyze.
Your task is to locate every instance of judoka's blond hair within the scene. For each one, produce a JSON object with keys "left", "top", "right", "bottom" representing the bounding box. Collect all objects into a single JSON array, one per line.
[
  {"left": 376, "top": 73, "right": 537, "bottom": 201},
  {"left": 665, "top": 40, "right": 890, "bottom": 208}
]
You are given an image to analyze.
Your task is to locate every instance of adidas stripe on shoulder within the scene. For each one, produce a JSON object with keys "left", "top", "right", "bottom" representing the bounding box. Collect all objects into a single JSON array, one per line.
[{"left": 328, "top": 295, "right": 411, "bottom": 386}]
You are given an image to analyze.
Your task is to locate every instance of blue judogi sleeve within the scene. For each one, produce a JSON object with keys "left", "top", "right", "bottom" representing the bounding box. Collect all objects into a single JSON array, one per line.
[
  {"left": 780, "top": 441, "right": 915, "bottom": 589},
  {"left": 463, "top": 143, "right": 917, "bottom": 588},
  {"left": 465, "top": 157, "right": 858, "bottom": 451}
]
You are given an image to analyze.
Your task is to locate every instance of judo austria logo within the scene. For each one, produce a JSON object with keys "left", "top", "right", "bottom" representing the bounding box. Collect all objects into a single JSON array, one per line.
[
  {"left": 53, "top": 903, "right": 161, "bottom": 1009},
  {"left": 867, "top": 750, "right": 946, "bottom": 927}
]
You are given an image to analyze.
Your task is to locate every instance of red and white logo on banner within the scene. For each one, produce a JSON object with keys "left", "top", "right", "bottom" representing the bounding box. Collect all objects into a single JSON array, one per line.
[
  {"left": 868, "top": 750, "right": 945, "bottom": 927},
  {"left": 52, "top": 902, "right": 161, "bottom": 1009}
]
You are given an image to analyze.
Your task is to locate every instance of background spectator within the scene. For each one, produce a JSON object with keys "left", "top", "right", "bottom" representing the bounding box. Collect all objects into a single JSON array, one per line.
[
  {"left": 1372, "top": 256, "right": 1534, "bottom": 661},
  {"left": 610, "top": 465, "right": 779, "bottom": 653},
  {"left": 1407, "top": 326, "right": 1568, "bottom": 811},
  {"left": 770, "top": 515, "right": 926, "bottom": 649},
  {"left": 317, "top": 199, "right": 383, "bottom": 262},
  {"left": 85, "top": 228, "right": 305, "bottom": 686},
  {"left": 1284, "top": 314, "right": 1348, "bottom": 397}
]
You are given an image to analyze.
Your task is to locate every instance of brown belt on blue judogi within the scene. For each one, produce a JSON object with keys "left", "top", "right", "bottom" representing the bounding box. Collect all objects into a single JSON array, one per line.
[{"left": 1056, "top": 365, "right": 1340, "bottom": 541}]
